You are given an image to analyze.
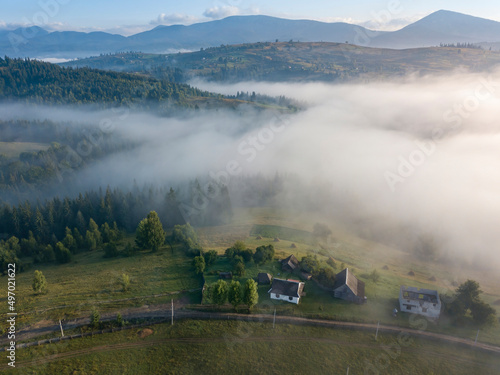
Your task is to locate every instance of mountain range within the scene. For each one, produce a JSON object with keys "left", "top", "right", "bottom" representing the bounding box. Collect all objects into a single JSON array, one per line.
[{"left": 2, "top": 10, "right": 500, "bottom": 59}]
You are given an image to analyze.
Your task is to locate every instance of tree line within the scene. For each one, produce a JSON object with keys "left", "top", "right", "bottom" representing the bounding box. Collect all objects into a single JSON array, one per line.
[
  {"left": 0, "top": 180, "right": 233, "bottom": 272},
  {"left": 0, "top": 57, "right": 212, "bottom": 107}
]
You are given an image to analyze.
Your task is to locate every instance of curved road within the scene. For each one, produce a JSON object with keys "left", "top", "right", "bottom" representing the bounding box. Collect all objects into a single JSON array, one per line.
[{"left": 2, "top": 305, "right": 499, "bottom": 355}]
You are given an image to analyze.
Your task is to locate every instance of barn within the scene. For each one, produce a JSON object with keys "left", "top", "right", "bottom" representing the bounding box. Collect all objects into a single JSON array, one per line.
[
  {"left": 332, "top": 268, "right": 366, "bottom": 304},
  {"left": 281, "top": 254, "right": 299, "bottom": 272}
]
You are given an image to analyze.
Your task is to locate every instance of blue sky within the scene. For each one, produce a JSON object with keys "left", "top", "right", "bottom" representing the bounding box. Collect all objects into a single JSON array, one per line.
[{"left": 1, "top": 0, "right": 499, "bottom": 35}]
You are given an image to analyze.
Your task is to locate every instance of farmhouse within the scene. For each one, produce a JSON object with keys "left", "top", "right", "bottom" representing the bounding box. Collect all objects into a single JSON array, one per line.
[
  {"left": 268, "top": 278, "right": 305, "bottom": 304},
  {"left": 257, "top": 272, "right": 273, "bottom": 285},
  {"left": 219, "top": 272, "right": 232, "bottom": 279},
  {"left": 399, "top": 286, "right": 441, "bottom": 319},
  {"left": 332, "top": 268, "right": 366, "bottom": 304},
  {"left": 281, "top": 254, "right": 299, "bottom": 272}
]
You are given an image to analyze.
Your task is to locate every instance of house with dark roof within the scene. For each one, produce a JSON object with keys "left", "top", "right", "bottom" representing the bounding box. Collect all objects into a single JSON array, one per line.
[
  {"left": 268, "top": 278, "right": 305, "bottom": 304},
  {"left": 257, "top": 272, "right": 272, "bottom": 285},
  {"left": 399, "top": 286, "right": 441, "bottom": 319},
  {"left": 219, "top": 272, "right": 232, "bottom": 279},
  {"left": 281, "top": 254, "right": 299, "bottom": 272},
  {"left": 333, "top": 268, "right": 366, "bottom": 304}
]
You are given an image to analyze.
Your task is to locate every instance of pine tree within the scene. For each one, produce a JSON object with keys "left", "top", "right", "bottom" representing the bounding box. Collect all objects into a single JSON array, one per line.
[{"left": 135, "top": 211, "right": 165, "bottom": 252}]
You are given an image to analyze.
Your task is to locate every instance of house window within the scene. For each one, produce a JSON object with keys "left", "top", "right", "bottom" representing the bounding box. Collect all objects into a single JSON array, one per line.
[
  {"left": 422, "top": 307, "right": 427, "bottom": 313},
  {"left": 275, "top": 294, "right": 280, "bottom": 298},
  {"left": 289, "top": 296, "right": 293, "bottom": 301}
]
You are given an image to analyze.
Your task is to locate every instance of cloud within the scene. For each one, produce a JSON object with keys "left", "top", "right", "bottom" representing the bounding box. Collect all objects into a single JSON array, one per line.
[
  {"left": 187, "top": 72, "right": 500, "bottom": 270},
  {"left": 203, "top": 5, "right": 242, "bottom": 20},
  {"left": 360, "top": 15, "right": 424, "bottom": 31},
  {"left": 4, "top": 69, "right": 500, "bottom": 273},
  {"left": 150, "top": 13, "right": 201, "bottom": 26}
]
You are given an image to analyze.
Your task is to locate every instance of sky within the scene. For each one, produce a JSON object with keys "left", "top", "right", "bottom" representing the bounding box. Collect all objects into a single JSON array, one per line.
[{"left": 0, "top": 0, "right": 500, "bottom": 36}]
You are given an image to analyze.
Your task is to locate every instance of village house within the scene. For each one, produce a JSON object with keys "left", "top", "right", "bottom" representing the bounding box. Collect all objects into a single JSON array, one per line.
[
  {"left": 268, "top": 278, "right": 305, "bottom": 304},
  {"left": 332, "top": 268, "right": 366, "bottom": 304},
  {"left": 399, "top": 286, "right": 441, "bottom": 319},
  {"left": 281, "top": 254, "right": 299, "bottom": 272},
  {"left": 218, "top": 271, "right": 232, "bottom": 279},
  {"left": 257, "top": 272, "right": 273, "bottom": 285}
]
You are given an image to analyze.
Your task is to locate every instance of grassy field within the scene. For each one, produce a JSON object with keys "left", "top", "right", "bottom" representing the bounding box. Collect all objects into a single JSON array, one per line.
[
  {"left": 9, "top": 320, "right": 500, "bottom": 374},
  {"left": 249, "top": 224, "right": 314, "bottom": 244},
  {"left": 0, "top": 142, "right": 49, "bottom": 158},
  {"left": 0, "top": 241, "right": 202, "bottom": 330},
  {"left": 1, "top": 205, "right": 499, "bottom": 373},
  {"left": 197, "top": 207, "right": 500, "bottom": 346}
]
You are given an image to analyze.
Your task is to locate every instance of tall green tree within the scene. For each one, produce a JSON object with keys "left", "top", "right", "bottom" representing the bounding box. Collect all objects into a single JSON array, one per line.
[
  {"left": 88, "top": 218, "right": 102, "bottom": 245},
  {"left": 203, "top": 250, "right": 218, "bottom": 266},
  {"left": 228, "top": 280, "right": 242, "bottom": 310},
  {"left": 211, "top": 279, "right": 228, "bottom": 306},
  {"left": 243, "top": 279, "right": 258, "bottom": 310},
  {"left": 193, "top": 255, "right": 205, "bottom": 274},
  {"left": 253, "top": 245, "right": 274, "bottom": 265},
  {"left": 233, "top": 261, "right": 245, "bottom": 277},
  {"left": 447, "top": 280, "right": 497, "bottom": 326},
  {"left": 85, "top": 230, "right": 97, "bottom": 251},
  {"left": 32, "top": 270, "right": 47, "bottom": 294},
  {"left": 54, "top": 242, "right": 72, "bottom": 264},
  {"left": 63, "top": 227, "right": 76, "bottom": 253},
  {"left": 135, "top": 211, "right": 166, "bottom": 252},
  {"left": 471, "top": 301, "right": 497, "bottom": 326}
]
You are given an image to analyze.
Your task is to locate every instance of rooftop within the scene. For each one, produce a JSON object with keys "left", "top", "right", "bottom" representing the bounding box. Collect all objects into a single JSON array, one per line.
[
  {"left": 269, "top": 278, "right": 304, "bottom": 298},
  {"left": 400, "top": 286, "right": 439, "bottom": 304},
  {"left": 333, "top": 268, "right": 365, "bottom": 298}
]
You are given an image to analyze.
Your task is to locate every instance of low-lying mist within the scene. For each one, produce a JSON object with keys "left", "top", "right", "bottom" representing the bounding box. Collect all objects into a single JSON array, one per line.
[{"left": 4, "top": 70, "right": 500, "bottom": 269}]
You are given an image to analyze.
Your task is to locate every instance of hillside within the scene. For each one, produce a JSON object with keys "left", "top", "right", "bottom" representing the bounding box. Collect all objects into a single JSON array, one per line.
[
  {"left": 370, "top": 10, "right": 500, "bottom": 49},
  {"left": 62, "top": 42, "right": 500, "bottom": 83},
  {"left": 5, "top": 11, "right": 500, "bottom": 59},
  {"left": 0, "top": 57, "right": 297, "bottom": 111},
  {"left": 0, "top": 57, "right": 212, "bottom": 108}
]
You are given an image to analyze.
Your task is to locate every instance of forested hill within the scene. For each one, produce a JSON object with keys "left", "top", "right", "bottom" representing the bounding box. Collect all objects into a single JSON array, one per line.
[
  {"left": 63, "top": 42, "right": 500, "bottom": 83},
  {"left": 0, "top": 57, "right": 214, "bottom": 107}
]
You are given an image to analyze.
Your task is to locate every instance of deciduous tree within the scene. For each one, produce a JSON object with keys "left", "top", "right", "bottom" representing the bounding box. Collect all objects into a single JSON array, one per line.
[
  {"left": 243, "top": 279, "right": 258, "bottom": 310},
  {"left": 32, "top": 270, "right": 47, "bottom": 294}
]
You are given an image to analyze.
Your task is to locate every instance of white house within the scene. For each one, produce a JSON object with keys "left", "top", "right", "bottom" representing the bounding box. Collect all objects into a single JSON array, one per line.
[
  {"left": 268, "top": 278, "right": 305, "bottom": 304},
  {"left": 399, "top": 286, "right": 442, "bottom": 319}
]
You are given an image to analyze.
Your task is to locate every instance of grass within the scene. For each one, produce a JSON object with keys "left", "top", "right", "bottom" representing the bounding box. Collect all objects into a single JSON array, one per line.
[
  {"left": 0, "top": 241, "right": 202, "bottom": 330},
  {"left": 1, "top": 205, "right": 499, "bottom": 373},
  {"left": 10, "top": 320, "right": 500, "bottom": 374},
  {"left": 250, "top": 224, "right": 314, "bottom": 244},
  {"left": 0, "top": 142, "right": 49, "bottom": 158},
  {"left": 196, "top": 207, "right": 500, "bottom": 346}
]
